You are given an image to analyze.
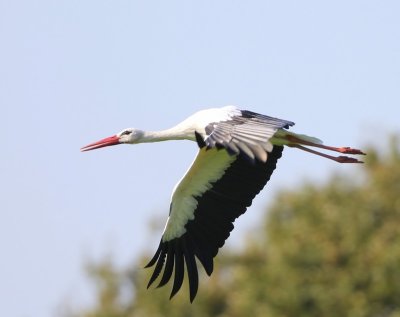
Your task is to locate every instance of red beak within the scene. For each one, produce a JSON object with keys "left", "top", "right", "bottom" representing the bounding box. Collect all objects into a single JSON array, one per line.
[{"left": 81, "top": 135, "right": 120, "bottom": 152}]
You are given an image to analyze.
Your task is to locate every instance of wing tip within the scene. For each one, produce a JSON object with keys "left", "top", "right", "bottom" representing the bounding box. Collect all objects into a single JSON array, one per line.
[{"left": 145, "top": 233, "right": 211, "bottom": 302}]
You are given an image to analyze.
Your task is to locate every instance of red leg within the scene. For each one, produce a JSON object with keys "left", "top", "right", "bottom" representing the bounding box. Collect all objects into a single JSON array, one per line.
[
  {"left": 286, "top": 135, "right": 366, "bottom": 155},
  {"left": 315, "top": 145, "right": 365, "bottom": 155},
  {"left": 290, "top": 144, "right": 364, "bottom": 164}
]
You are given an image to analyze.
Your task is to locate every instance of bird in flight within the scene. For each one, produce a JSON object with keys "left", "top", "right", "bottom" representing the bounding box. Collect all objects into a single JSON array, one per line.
[{"left": 81, "top": 106, "right": 365, "bottom": 302}]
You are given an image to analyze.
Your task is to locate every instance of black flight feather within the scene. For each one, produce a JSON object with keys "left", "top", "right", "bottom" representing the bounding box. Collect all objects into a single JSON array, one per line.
[{"left": 145, "top": 145, "right": 284, "bottom": 301}]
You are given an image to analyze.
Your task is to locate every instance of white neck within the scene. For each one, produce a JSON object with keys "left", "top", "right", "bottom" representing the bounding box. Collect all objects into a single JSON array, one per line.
[{"left": 140, "top": 125, "right": 196, "bottom": 143}]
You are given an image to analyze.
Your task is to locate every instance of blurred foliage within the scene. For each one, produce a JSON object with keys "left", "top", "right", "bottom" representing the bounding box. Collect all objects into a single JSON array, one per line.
[{"left": 68, "top": 137, "right": 400, "bottom": 317}]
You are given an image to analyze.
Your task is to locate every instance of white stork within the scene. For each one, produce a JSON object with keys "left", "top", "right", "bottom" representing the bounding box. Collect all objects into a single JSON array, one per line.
[{"left": 81, "top": 106, "right": 364, "bottom": 302}]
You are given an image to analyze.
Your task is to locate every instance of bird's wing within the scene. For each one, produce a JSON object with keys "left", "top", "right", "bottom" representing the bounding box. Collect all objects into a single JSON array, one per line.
[
  {"left": 145, "top": 145, "right": 284, "bottom": 302},
  {"left": 203, "top": 110, "right": 294, "bottom": 162}
]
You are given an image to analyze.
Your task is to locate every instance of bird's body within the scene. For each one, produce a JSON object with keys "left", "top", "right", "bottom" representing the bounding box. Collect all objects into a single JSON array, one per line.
[{"left": 81, "top": 106, "right": 364, "bottom": 302}]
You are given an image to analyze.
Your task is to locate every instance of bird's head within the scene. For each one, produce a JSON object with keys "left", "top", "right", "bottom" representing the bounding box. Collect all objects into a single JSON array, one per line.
[{"left": 81, "top": 128, "right": 144, "bottom": 152}]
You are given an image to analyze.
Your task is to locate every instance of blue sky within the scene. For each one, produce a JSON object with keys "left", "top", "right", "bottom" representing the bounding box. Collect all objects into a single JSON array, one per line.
[{"left": 1, "top": 1, "right": 399, "bottom": 316}]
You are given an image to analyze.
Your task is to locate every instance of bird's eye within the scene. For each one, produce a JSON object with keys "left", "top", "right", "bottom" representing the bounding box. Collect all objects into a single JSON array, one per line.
[{"left": 121, "top": 130, "right": 132, "bottom": 136}]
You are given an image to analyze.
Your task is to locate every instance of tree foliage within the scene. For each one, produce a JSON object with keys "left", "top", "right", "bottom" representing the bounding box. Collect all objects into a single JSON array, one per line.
[{"left": 69, "top": 137, "right": 400, "bottom": 317}]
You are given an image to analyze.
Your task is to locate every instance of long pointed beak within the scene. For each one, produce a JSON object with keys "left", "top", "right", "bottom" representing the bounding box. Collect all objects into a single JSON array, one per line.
[{"left": 81, "top": 135, "right": 120, "bottom": 152}]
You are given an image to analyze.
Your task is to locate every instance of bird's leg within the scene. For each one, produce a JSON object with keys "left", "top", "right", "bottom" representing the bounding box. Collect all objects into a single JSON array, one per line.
[
  {"left": 285, "top": 135, "right": 366, "bottom": 155},
  {"left": 289, "top": 144, "right": 364, "bottom": 163}
]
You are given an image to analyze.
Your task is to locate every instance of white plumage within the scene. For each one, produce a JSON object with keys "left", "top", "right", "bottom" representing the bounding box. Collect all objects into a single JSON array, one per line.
[
  {"left": 165, "top": 148, "right": 235, "bottom": 241},
  {"left": 81, "top": 106, "right": 365, "bottom": 302}
]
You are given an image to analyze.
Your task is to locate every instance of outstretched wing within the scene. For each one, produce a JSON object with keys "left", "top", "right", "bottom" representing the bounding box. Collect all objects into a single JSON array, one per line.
[
  {"left": 203, "top": 110, "right": 294, "bottom": 161},
  {"left": 145, "top": 145, "right": 284, "bottom": 302}
]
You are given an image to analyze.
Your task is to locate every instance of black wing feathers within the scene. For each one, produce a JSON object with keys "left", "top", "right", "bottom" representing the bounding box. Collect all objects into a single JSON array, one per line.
[
  {"left": 170, "top": 240, "right": 184, "bottom": 299},
  {"left": 194, "top": 131, "right": 206, "bottom": 148},
  {"left": 146, "top": 245, "right": 166, "bottom": 288},
  {"left": 157, "top": 244, "right": 174, "bottom": 288},
  {"left": 240, "top": 110, "right": 294, "bottom": 129},
  {"left": 145, "top": 145, "right": 284, "bottom": 302}
]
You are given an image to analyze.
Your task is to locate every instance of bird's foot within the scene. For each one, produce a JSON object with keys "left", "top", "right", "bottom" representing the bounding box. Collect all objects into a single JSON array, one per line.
[
  {"left": 336, "top": 147, "right": 366, "bottom": 155},
  {"left": 335, "top": 155, "right": 364, "bottom": 164}
]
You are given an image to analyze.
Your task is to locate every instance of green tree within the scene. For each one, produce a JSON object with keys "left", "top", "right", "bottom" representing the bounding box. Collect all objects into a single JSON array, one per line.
[
  {"left": 228, "top": 137, "right": 400, "bottom": 317},
  {"left": 69, "top": 137, "right": 400, "bottom": 317}
]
